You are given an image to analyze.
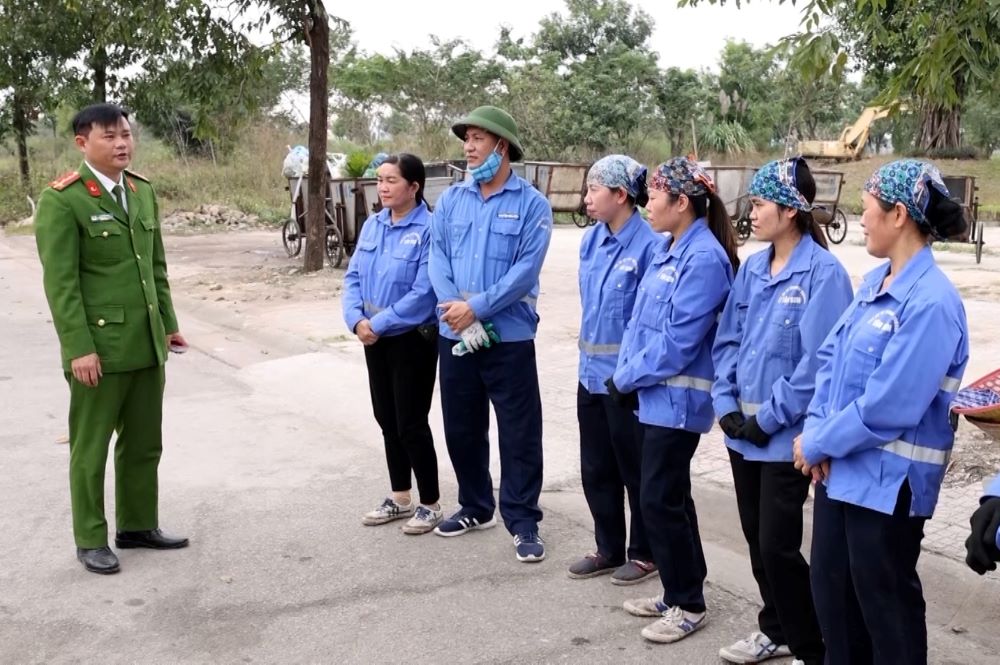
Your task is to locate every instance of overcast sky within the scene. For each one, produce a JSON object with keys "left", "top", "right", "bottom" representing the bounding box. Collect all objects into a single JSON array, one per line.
[{"left": 330, "top": 0, "right": 805, "bottom": 71}]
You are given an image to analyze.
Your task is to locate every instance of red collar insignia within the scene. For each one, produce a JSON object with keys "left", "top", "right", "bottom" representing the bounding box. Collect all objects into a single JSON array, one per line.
[
  {"left": 85, "top": 180, "right": 101, "bottom": 197},
  {"left": 127, "top": 178, "right": 137, "bottom": 193}
]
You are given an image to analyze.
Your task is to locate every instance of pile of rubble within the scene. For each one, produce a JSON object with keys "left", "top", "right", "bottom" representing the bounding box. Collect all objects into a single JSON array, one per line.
[{"left": 161, "top": 205, "right": 268, "bottom": 233}]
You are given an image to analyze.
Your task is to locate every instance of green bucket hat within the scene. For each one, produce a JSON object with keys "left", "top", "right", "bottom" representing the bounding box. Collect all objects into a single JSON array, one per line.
[{"left": 451, "top": 105, "right": 524, "bottom": 162}]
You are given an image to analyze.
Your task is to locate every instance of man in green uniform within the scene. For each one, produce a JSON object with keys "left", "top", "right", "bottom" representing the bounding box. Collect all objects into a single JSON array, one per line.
[{"left": 35, "top": 103, "right": 189, "bottom": 575}]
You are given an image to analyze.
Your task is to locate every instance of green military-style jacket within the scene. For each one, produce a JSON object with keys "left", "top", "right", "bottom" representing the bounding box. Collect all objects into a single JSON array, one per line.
[{"left": 35, "top": 162, "right": 179, "bottom": 374}]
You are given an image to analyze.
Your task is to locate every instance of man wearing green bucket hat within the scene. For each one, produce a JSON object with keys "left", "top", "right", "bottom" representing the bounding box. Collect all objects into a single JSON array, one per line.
[{"left": 428, "top": 105, "right": 553, "bottom": 563}]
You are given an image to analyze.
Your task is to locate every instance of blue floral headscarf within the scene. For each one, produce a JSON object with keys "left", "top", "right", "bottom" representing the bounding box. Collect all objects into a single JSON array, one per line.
[
  {"left": 650, "top": 157, "right": 716, "bottom": 196},
  {"left": 748, "top": 157, "right": 813, "bottom": 211},
  {"left": 587, "top": 154, "right": 647, "bottom": 200},
  {"left": 864, "top": 159, "right": 951, "bottom": 230}
]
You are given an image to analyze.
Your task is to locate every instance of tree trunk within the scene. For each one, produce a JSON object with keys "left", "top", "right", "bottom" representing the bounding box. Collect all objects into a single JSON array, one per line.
[
  {"left": 90, "top": 46, "right": 108, "bottom": 103},
  {"left": 12, "top": 91, "right": 31, "bottom": 190},
  {"left": 917, "top": 104, "right": 961, "bottom": 151},
  {"left": 304, "top": 0, "right": 330, "bottom": 272}
]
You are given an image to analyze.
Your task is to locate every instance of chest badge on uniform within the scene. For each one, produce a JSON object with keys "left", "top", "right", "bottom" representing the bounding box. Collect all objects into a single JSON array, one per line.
[
  {"left": 497, "top": 212, "right": 520, "bottom": 220},
  {"left": 657, "top": 266, "right": 678, "bottom": 283},
  {"left": 85, "top": 180, "right": 101, "bottom": 197},
  {"left": 90, "top": 213, "right": 114, "bottom": 223},
  {"left": 867, "top": 309, "right": 900, "bottom": 334},
  {"left": 614, "top": 257, "right": 638, "bottom": 273},
  {"left": 401, "top": 232, "right": 421, "bottom": 246},
  {"left": 778, "top": 285, "right": 807, "bottom": 306}
]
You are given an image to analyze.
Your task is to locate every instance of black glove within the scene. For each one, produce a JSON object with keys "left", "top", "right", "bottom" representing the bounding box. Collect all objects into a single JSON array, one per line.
[
  {"left": 737, "top": 415, "right": 771, "bottom": 448},
  {"left": 605, "top": 378, "right": 639, "bottom": 411},
  {"left": 965, "top": 497, "right": 1000, "bottom": 575},
  {"left": 719, "top": 412, "right": 746, "bottom": 439}
]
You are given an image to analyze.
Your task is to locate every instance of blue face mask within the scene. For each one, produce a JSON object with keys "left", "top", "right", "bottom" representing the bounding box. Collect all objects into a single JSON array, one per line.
[{"left": 470, "top": 143, "right": 503, "bottom": 183}]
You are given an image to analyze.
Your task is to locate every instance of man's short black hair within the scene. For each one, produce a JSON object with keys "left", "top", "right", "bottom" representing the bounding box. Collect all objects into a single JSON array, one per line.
[{"left": 72, "top": 103, "right": 130, "bottom": 136}]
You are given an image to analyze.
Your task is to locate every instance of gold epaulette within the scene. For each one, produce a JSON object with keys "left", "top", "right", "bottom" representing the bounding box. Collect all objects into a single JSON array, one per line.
[
  {"left": 49, "top": 171, "right": 81, "bottom": 191},
  {"left": 125, "top": 169, "right": 150, "bottom": 183}
]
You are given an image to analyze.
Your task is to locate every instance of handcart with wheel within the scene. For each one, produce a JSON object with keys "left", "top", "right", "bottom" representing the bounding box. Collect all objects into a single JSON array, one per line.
[
  {"left": 941, "top": 175, "right": 984, "bottom": 264},
  {"left": 810, "top": 169, "right": 849, "bottom": 245}
]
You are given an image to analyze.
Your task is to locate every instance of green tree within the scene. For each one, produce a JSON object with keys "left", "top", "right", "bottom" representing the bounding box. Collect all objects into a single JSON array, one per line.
[
  {"left": 654, "top": 68, "right": 711, "bottom": 156},
  {"left": 497, "top": 0, "right": 661, "bottom": 158},
  {"left": 679, "top": 0, "right": 1000, "bottom": 151}
]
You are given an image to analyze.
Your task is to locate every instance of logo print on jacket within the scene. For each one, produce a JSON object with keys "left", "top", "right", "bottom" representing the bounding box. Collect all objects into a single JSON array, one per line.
[
  {"left": 657, "top": 266, "right": 677, "bottom": 283},
  {"left": 778, "top": 285, "right": 807, "bottom": 306},
  {"left": 401, "top": 232, "right": 421, "bottom": 246},
  {"left": 867, "top": 309, "right": 900, "bottom": 334},
  {"left": 615, "top": 257, "right": 639, "bottom": 273}
]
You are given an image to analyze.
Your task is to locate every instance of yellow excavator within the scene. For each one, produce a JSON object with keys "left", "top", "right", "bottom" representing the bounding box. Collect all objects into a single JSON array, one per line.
[{"left": 798, "top": 106, "right": 894, "bottom": 161}]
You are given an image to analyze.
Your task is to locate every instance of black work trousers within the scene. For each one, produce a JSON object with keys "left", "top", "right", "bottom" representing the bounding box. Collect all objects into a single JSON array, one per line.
[
  {"left": 363, "top": 328, "right": 439, "bottom": 505},
  {"left": 728, "top": 449, "right": 824, "bottom": 665}
]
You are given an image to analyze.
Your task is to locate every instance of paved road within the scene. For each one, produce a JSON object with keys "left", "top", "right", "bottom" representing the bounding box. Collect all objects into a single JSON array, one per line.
[{"left": 1, "top": 227, "right": 999, "bottom": 664}]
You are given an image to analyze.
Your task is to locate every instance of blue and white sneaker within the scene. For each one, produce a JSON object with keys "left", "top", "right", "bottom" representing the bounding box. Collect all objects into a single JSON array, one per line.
[
  {"left": 433, "top": 511, "right": 497, "bottom": 537},
  {"left": 623, "top": 596, "right": 670, "bottom": 617},
  {"left": 361, "top": 497, "right": 414, "bottom": 526},
  {"left": 513, "top": 532, "right": 545, "bottom": 562},
  {"left": 718, "top": 631, "right": 792, "bottom": 663},
  {"left": 640, "top": 606, "right": 707, "bottom": 643}
]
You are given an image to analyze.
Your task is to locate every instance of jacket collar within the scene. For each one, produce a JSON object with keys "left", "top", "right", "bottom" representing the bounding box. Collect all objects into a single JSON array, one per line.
[
  {"left": 748, "top": 233, "right": 818, "bottom": 284},
  {"left": 597, "top": 209, "right": 644, "bottom": 247},
  {"left": 859, "top": 245, "right": 936, "bottom": 302}
]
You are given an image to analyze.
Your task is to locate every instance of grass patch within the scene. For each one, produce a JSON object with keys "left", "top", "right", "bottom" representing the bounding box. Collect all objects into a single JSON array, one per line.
[{"left": 3, "top": 222, "right": 35, "bottom": 236}]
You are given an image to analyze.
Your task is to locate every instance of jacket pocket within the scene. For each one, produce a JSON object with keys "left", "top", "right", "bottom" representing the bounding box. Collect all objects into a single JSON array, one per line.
[
  {"left": 487, "top": 219, "right": 522, "bottom": 261},
  {"left": 83, "top": 223, "right": 124, "bottom": 264},
  {"left": 390, "top": 244, "right": 420, "bottom": 285},
  {"left": 604, "top": 270, "right": 639, "bottom": 321},
  {"left": 449, "top": 219, "right": 473, "bottom": 258},
  {"left": 84, "top": 305, "right": 125, "bottom": 361},
  {"left": 767, "top": 313, "right": 801, "bottom": 360}
]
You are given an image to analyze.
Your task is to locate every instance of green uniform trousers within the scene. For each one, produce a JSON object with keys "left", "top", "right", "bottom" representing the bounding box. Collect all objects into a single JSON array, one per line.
[{"left": 65, "top": 364, "right": 165, "bottom": 548}]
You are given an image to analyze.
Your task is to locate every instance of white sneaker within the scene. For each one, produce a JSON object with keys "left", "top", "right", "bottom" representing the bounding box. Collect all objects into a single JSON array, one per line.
[
  {"left": 401, "top": 505, "right": 443, "bottom": 534},
  {"left": 361, "top": 497, "right": 414, "bottom": 526},
  {"left": 791, "top": 660, "right": 805, "bottom": 665},
  {"left": 640, "top": 606, "right": 707, "bottom": 643},
  {"left": 719, "top": 631, "right": 792, "bottom": 663},
  {"left": 623, "top": 596, "right": 668, "bottom": 617}
]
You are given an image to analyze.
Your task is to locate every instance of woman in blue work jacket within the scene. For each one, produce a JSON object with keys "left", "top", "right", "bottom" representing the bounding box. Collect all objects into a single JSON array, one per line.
[
  {"left": 793, "top": 159, "right": 969, "bottom": 665},
  {"left": 608, "top": 157, "right": 739, "bottom": 645},
  {"left": 712, "top": 157, "right": 853, "bottom": 665},
  {"left": 342, "top": 153, "right": 442, "bottom": 535},
  {"left": 569, "top": 155, "right": 664, "bottom": 585}
]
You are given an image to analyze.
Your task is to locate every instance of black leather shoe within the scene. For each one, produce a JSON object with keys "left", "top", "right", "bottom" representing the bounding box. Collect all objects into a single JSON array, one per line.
[
  {"left": 115, "top": 528, "right": 189, "bottom": 550},
  {"left": 77, "top": 547, "right": 120, "bottom": 574}
]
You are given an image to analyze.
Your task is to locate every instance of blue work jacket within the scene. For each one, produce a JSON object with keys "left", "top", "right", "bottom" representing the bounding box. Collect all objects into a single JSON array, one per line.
[
  {"left": 803, "top": 247, "right": 969, "bottom": 517},
  {"left": 342, "top": 202, "right": 436, "bottom": 336},
  {"left": 613, "top": 220, "right": 734, "bottom": 432},
  {"left": 428, "top": 173, "right": 553, "bottom": 342},
  {"left": 578, "top": 211, "right": 664, "bottom": 394},
  {"left": 987, "top": 476, "right": 1000, "bottom": 549},
  {"left": 712, "top": 234, "right": 853, "bottom": 461}
]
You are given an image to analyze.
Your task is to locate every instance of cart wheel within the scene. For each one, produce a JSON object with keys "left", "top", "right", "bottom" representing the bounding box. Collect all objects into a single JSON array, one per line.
[
  {"left": 826, "top": 209, "right": 848, "bottom": 244},
  {"left": 325, "top": 226, "right": 345, "bottom": 269},
  {"left": 733, "top": 216, "right": 752, "bottom": 246},
  {"left": 975, "top": 221, "right": 984, "bottom": 264},
  {"left": 571, "top": 212, "right": 591, "bottom": 228},
  {"left": 282, "top": 219, "right": 303, "bottom": 258}
]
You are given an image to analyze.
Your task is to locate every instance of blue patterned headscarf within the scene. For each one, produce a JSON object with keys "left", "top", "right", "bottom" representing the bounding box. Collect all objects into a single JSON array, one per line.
[
  {"left": 587, "top": 154, "right": 647, "bottom": 200},
  {"left": 864, "top": 159, "right": 950, "bottom": 229},
  {"left": 650, "top": 157, "right": 716, "bottom": 196},
  {"left": 748, "top": 157, "right": 813, "bottom": 211}
]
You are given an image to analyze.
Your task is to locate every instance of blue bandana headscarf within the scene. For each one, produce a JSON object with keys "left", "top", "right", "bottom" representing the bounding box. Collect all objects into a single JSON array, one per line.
[
  {"left": 587, "top": 155, "right": 647, "bottom": 200},
  {"left": 863, "top": 159, "right": 950, "bottom": 230},
  {"left": 748, "top": 157, "right": 813, "bottom": 211},
  {"left": 650, "top": 157, "right": 716, "bottom": 196}
]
